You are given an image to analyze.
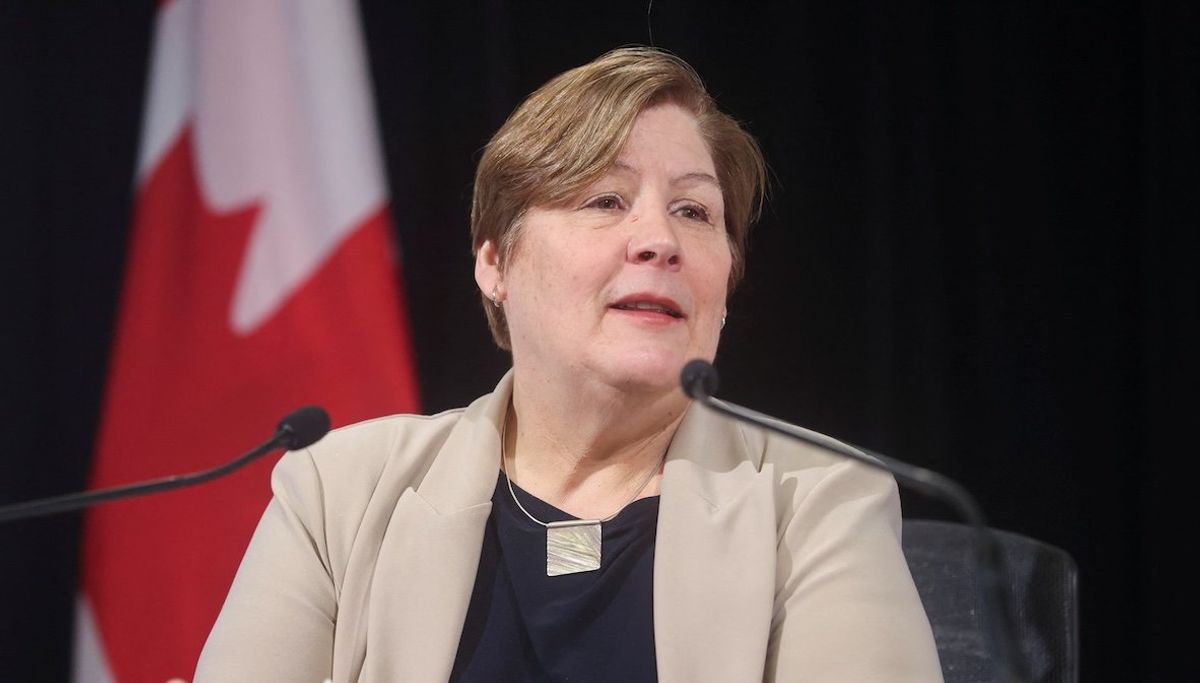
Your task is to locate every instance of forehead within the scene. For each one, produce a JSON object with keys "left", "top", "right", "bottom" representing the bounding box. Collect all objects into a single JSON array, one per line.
[{"left": 616, "top": 103, "right": 718, "bottom": 178}]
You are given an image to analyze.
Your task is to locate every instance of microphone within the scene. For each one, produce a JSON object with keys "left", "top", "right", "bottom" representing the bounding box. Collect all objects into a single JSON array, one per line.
[
  {"left": 276, "top": 405, "right": 332, "bottom": 451},
  {"left": 0, "top": 406, "right": 331, "bottom": 524},
  {"left": 680, "top": 359, "right": 1027, "bottom": 683}
]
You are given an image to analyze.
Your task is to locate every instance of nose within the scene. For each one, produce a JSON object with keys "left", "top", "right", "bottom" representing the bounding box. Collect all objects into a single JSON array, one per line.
[{"left": 627, "top": 211, "right": 682, "bottom": 270}]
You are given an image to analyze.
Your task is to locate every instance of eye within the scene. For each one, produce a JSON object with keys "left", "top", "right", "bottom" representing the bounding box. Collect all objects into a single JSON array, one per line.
[
  {"left": 582, "top": 194, "right": 626, "bottom": 211},
  {"left": 674, "top": 203, "right": 712, "bottom": 224}
]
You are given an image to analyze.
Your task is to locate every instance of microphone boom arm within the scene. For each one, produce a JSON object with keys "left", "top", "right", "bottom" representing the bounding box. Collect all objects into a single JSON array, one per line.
[
  {"left": 703, "top": 397, "right": 988, "bottom": 526},
  {"left": 0, "top": 431, "right": 287, "bottom": 523},
  {"left": 0, "top": 406, "right": 329, "bottom": 524}
]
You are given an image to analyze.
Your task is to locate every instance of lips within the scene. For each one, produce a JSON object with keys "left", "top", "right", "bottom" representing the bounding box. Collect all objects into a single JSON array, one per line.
[{"left": 609, "top": 295, "right": 685, "bottom": 319}]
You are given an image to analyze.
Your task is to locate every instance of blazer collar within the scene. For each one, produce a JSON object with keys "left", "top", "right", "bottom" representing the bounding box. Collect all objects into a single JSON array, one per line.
[{"left": 414, "top": 370, "right": 512, "bottom": 513}]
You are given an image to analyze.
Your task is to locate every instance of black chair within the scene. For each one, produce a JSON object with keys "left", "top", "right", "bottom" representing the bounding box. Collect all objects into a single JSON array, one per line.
[{"left": 902, "top": 519, "right": 1079, "bottom": 683}]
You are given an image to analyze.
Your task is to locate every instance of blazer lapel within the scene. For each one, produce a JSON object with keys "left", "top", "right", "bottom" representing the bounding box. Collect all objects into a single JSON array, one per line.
[
  {"left": 655, "top": 401, "right": 777, "bottom": 683},
  {"left": 357, "top": 373, "right": 514, "bottom": 682}
]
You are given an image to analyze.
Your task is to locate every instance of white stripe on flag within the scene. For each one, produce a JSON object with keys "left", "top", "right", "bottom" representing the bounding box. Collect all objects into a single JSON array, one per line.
[{"left": 71, "top": 596, "right": 116, "bottom": 683}]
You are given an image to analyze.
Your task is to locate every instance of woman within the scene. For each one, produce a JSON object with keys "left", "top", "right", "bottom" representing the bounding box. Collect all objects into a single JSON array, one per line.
[{"left": 196, "top": 47, "right": 942, "bottom": 682}]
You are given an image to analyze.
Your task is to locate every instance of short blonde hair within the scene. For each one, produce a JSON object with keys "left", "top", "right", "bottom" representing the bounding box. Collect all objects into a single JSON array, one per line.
[{"left": 471, "top": 46, "right": 766, "bottom": 349}]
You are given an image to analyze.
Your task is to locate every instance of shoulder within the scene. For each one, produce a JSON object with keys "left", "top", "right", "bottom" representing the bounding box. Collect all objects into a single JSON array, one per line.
[
  {"left": 704, "top": 404, "right": 898, "bottom": 505},
  {"left": 758, "top": 422, "right": 896, "bottom": 495},
  {"left": 276, "top": 408, "right": 466, "bottom": 488},
  {"left": 670, "top": 402, "right": 898, "bottom": 528},
  {"left": 303, "top": 408, "right": 467, "bottom": 479},
  {"left": 266, "top": 408, "right": 470, "bottom": 560},
  {"left": 759, "top": 425, "right": 900, "bottom": 535}
]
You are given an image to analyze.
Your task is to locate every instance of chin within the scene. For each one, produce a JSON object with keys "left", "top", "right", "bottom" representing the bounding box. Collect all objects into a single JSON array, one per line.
[{"left": 592, "top": 345, "right": 696, "bottom": 395}]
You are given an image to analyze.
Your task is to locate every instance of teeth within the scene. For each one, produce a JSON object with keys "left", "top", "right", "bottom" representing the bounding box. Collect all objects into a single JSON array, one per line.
[{"left": 615, "top": 301, "right": 680, "bottom": 317}]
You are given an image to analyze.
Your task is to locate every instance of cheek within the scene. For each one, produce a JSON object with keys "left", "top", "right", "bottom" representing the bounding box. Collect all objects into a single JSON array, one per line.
[
  {"left": 698, "top": 242, "right": 733, "bottom": 302},
  {"left": 718, "top": 248, "right": 734, "bottom": 292},
  {"left": 556, "top": 241, "right": 621, "bottom": 295},
  {"left": 512, "top": 240, "right": 607, "bottom": 314}
]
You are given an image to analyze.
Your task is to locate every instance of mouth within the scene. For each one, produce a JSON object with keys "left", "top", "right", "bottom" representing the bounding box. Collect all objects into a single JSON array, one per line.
[{"left": 609, "top": 296, "right": 685, "bottom": 319}]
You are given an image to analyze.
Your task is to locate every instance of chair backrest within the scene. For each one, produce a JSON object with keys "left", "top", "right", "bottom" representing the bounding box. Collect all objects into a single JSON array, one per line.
[{"left": 902, "top": 519, "right": 1079, "bottom": 683}]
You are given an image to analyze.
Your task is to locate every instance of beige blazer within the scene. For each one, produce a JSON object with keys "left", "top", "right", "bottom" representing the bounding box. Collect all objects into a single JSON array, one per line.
[{"left": 195, "top": 372, "right": 942, "bottom": 682}]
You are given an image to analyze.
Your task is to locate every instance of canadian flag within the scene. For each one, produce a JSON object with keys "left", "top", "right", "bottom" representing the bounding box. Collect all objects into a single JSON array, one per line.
[{"left": 73, "top": 1, "right": 420, "bottom": 680}]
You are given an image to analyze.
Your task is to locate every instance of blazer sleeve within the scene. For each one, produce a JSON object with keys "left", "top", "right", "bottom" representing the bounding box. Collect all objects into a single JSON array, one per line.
[
  {"left": 765, "top": 458, "right": 944, "bottom": 682},
  {"left": 194, "top": 447, "right": 337, "bottom": 683}
]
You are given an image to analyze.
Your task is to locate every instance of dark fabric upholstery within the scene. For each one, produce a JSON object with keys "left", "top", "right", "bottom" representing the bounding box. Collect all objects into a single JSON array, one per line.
[{"left": 903, "top": 519, "right": 1079, "bottom": 683}]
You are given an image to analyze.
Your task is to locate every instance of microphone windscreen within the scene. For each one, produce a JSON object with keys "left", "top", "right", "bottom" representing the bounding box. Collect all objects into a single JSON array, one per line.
[
  {"left": 680, "top": 359, "right": 720, "bottom": 399},
  {"left": 277, "top": 406, "right": 331, "bottom": 450}
]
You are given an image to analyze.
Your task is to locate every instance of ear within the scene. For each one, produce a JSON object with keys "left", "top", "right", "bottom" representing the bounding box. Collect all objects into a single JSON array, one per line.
[{"left": 474, "top": 240, "right": 503, "bottom": 301}]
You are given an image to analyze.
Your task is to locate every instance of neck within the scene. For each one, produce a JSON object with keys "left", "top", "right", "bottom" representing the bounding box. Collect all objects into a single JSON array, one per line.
[{"left": 505, "top": 366, "right": 687, "bottom": 519}]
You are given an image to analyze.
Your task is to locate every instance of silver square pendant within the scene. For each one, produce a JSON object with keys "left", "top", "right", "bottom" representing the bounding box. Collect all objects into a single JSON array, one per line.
[{"left": 546, "top": 519, "right": 602, "bottom": 576}]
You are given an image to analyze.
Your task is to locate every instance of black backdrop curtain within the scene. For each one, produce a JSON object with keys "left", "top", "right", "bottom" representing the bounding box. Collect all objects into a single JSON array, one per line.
[{"left": 1, "top": 2, "right": 1195, "bottom": 680}]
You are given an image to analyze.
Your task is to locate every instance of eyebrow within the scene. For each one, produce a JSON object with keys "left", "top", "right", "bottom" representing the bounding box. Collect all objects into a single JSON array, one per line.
[
  {"left": 673, "top": 171, "right": 721, "bottom": 189},
  {"left": 610, "top": 162, "right": 721, "bottom": 189}
]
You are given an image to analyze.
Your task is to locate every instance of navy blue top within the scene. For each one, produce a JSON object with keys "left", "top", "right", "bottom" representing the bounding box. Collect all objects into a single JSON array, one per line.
[{"left": 450, "top": 472, "right": 660, "bottom": 682}]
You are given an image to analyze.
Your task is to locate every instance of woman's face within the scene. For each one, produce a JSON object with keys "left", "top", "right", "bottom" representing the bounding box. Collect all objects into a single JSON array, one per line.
[{"left": 480, "top": 102, "right": 732, "bottom": 395}]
